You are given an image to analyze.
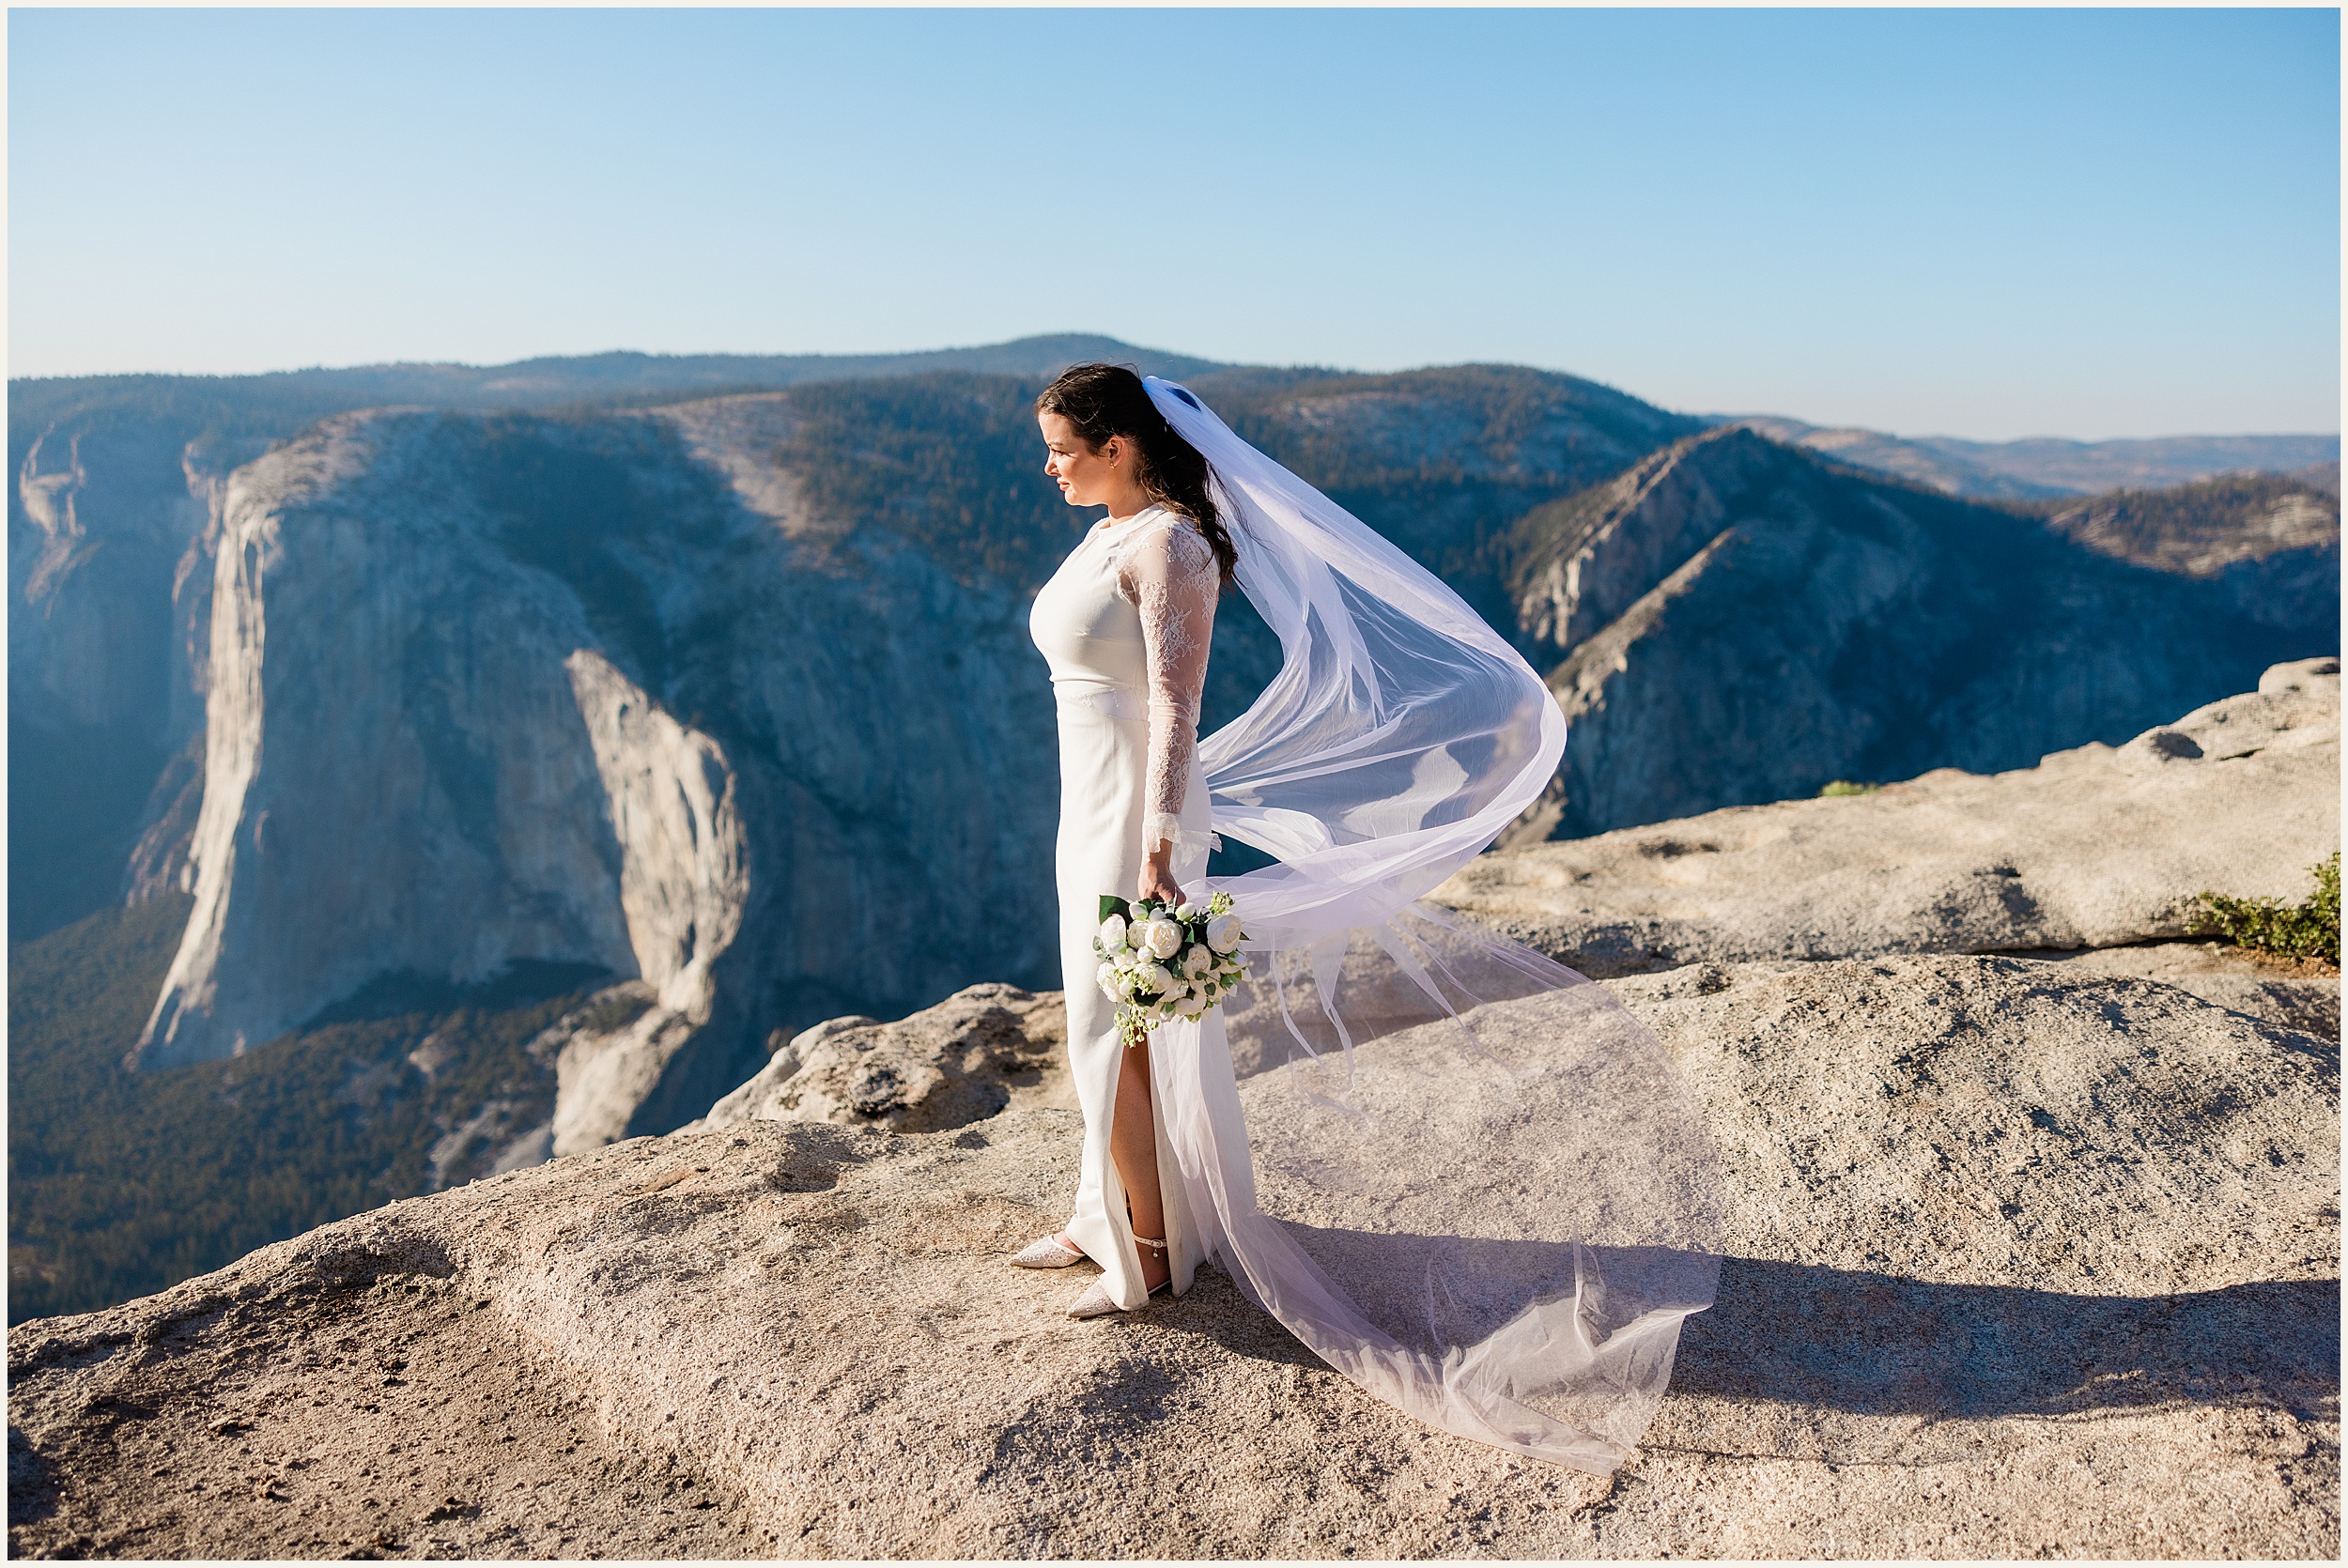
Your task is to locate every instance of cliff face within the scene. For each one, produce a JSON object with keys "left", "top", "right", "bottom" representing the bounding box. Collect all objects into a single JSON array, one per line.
[
  {"left": 4, "top": 337, "right": 1216, "bottom": 945},
  {"left": 1506, "top": 429, "right": 2340, "bottom": 841},
  {"left": 7, "top": 415, "right": 263, "bottom": 938},
  {"left": 130, "top": 406, "right": 1080, "bottom": 1149},
  {"left": 140, "top": 415, "right": 643, "bottom": 1072}
]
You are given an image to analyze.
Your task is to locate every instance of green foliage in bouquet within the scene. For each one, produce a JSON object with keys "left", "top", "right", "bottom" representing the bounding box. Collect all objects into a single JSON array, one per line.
[
  {"left": 1092, "top": 891, "right": 1251, "bottom": 1036},
  {"left": 2190, "top": 852, "right": 2340, "bottom": 965}
]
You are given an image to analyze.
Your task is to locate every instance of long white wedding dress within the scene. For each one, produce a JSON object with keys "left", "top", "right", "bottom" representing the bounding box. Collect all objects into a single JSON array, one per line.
[
  {"left": 1027, "top": 385, "right": 1723, "bottom": 1475},
  {"left": 1028, "top": 503, "right": 1220, "bottom": 1312}
]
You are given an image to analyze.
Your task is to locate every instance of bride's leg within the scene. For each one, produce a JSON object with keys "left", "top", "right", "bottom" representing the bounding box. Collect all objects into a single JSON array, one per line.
[{"left": 1108, "top": 1029, "right": 1171, "bottom": 1291}]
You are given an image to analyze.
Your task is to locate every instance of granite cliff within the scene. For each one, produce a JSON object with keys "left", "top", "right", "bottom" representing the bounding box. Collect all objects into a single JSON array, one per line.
[
  {"left": 6, "top": 336, "right": 1220, "bottom": 947},
  {"left": 1503, "top": 428, "right": 2338, "bottom": 840},
  {"left": 131, "top": 403, "right": 1070, "bottom": 1156}
]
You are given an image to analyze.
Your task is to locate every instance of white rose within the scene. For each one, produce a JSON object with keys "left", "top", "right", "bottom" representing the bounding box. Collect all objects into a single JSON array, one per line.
[
  {"left": 1098, "top": 914, "right": 1128, "bottom": 952},
  {"left": 1112, "top": 945, "right": 1138, "bottom": 972},
  {"left": 1206, "top": 914, "right": 1242, "bottom": 954},
  {"left": 1125, "top": 920, "right": 1151, "bottom": 951},
  {"left": 1143, "top": 916, "right": 1183, "bottom": 960},
  {"left": 1175, "top": 902, "right": 1199, "bottom": 922},
  {"left": 1095, "top": 961, "right": 1120, "bottom": 999},
  {"left": 1138, "top": 961, "right": 1177, "bottom": 997},
  {"left": 1175, "top": 992, "right": 1208, "bottom": 1016},
  {"left": 1182, "top": 945, "right": 1211, "bottom": 977}
]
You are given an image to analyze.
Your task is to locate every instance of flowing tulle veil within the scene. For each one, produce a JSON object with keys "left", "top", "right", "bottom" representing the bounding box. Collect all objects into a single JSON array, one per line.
[{"left": 1139, "top": 376, "right": 1725, "bottom": 1473}]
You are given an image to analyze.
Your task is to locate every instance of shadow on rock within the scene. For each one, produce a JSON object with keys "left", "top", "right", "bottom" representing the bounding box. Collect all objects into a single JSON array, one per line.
[
  {"left": 7, "top": 1426, "right": 58, "bottom": 1530},
  {"left": 1677, "top": 1256, "right": 2340, "bottom": 1420},
  {"left": 1148, "top": 1232, "right": 2338, "bottom": 1430}
]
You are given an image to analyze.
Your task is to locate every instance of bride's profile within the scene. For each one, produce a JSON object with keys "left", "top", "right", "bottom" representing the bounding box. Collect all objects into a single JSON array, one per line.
[{"left": 1016, "top": 362, "right": 1723, "bottom": 1474}]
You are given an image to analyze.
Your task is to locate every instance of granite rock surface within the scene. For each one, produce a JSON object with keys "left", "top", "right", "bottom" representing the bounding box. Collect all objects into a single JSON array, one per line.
[
  {"left": 693, "top": 982, "right": 1074, "bottom": 1136},
  {"left": 1446, "top": 658, "right": 2341, "bottom": 995},
  {"left": 11, "top": 951, "right": 2335, "bottom": 1559}
]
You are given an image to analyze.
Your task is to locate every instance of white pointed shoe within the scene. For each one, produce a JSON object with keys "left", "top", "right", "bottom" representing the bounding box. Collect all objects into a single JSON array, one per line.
[
  {"left": 1066, "top": 1280, "right": 1122, "bottom": 1318},
  {"left": 1011, "top": 1233, "right": 1085, "bottom": 1269},
  {"left": 1067, "top": 1235, "right": 1171, "bottom": 1318}
]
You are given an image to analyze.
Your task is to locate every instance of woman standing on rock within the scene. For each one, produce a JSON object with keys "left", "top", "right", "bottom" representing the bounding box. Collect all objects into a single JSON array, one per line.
[
  {"left": 1021, "top": 363, "right": 1230, "bottom": 1316},
  {"left": 1017, "top": 362, "right": 1723, "bottom": 1475}
]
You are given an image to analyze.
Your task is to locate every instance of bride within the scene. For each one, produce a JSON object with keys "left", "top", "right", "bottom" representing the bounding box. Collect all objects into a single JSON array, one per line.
[{"left": 1017, "top": 362, "right": 1722, "bottom": 1473}]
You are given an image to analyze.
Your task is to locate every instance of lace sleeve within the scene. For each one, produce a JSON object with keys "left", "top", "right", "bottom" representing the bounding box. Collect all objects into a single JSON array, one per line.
[{"left": 1117, "top": 517, "right": 1220, "bottom": 860}]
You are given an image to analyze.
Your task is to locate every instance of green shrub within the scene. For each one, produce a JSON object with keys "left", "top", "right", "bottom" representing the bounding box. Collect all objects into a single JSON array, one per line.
[
  {"left": 1818, "top": 780, "right": 1880, "bottom": 798},
  {"left": 2191, "top": 853, "right": 2341, "bottom": 964}
]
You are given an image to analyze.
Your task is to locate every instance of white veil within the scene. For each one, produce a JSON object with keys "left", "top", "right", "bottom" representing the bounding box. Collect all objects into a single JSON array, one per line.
[{"left": 1143, "top": 377, "right": 1724, "bottom": 1473}]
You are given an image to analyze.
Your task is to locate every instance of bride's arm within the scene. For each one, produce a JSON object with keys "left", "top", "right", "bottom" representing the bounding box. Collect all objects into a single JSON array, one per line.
[{"left": 1121, "top": 520, "right": 1220, "bottom": 904}]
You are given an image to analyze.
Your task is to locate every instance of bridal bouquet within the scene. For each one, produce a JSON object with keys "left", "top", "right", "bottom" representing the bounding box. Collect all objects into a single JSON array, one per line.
[{"left": 1093, "top": 890, "right": 1249, "bottom": 1035}]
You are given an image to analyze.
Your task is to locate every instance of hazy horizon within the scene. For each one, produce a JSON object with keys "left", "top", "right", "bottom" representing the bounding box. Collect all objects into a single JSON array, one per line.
[{"left": 10, "top": 332, "right": 2338, "bottom": 447}]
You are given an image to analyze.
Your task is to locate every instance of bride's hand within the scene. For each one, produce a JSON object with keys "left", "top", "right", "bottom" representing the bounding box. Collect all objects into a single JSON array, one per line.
[{"left": 1137, "top": 853, "right": 1183, "bottom": 909}]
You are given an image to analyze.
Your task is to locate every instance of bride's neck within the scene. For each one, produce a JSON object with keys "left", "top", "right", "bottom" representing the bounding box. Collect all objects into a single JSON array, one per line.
[{"left": 1096, "top": 473, "right": 1157, "bottom": 527}]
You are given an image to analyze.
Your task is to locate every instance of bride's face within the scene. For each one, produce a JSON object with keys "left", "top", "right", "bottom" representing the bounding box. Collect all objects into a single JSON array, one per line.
[{"left": 1039, "top": 413, "right": 1127, "bottom": 508}]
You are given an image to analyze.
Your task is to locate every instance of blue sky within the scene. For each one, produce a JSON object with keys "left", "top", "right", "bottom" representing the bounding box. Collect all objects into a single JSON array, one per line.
[{"left": 8, "top": 7, "right": 2339, "bottom": 438}]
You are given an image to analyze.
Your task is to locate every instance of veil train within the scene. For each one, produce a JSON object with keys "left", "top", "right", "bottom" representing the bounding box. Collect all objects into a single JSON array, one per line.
[{"left": 1141, "top": 376, "right": 1724, "bottom": 1473}]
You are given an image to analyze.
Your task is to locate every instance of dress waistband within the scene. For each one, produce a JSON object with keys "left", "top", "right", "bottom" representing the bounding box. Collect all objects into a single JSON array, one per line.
[{"left": 1052, "top": 679, "right": 1147, "bottom": 722}]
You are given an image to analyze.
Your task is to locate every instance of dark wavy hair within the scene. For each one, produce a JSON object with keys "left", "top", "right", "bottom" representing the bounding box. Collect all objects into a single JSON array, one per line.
[{"left": 1036, "top": 362, "right": 1237, "bottom": 584}]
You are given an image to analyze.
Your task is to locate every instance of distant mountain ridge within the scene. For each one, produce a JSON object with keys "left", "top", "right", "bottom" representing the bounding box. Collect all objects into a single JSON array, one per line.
[
  {"left": 1720, "top": 414, "right": 2338, "bottom": 500},
  {"left": 6, "top": 333, "right": 1231, "bottom": 425}
]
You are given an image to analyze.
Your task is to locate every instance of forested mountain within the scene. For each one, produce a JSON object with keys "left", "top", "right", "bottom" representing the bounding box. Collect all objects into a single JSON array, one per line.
[
  {"left": 9, "top": 335, "right": 2337, "bottom": 1320},
  {"left": 2028, "top": 469, "right": 2340, "bottom": 575}
]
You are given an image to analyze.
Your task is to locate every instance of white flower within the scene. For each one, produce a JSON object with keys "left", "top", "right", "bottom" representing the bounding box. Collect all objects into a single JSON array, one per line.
[
  {"left": 1142, "top": 916, "right": 1184, "bottom": 960},
  {"left": 1138, "top": 961, "right": 1177, "bottom": 997},
  {"left": 1098, "top": 914, "right": 1128, "bottom": 952},
  {"left": 1125, "top": 920, "right": 1151, "bottom": 951},
  {"left": 1095, "top": 961, "right": 1120, "bottom": 999},
  {"left": 1175, "top": 992, "right": 1208, "bottom": 1016},
  {"left": 1112, "top": 945, "right": 1138, "bottom": 972},
  {"left": 1182, "top": 945, "right": 1211, "bottom": 977},
  {"left": 1175, "top": 902, "right": 1199, "bottom": 922},
  {"left": 1206, "top": 914, "right": 1242, "bottom": 954}
]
